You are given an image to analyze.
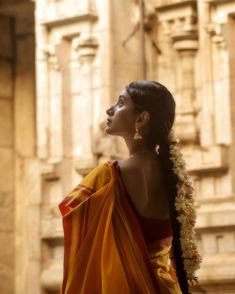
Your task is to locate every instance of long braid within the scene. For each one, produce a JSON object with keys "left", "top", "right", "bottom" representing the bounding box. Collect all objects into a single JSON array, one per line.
[
  {"left": 126, "top": 80, "right": 199, "bottom": 292},
  {"left": 158, "top": 140, "right": 190, "bottom": 294}
]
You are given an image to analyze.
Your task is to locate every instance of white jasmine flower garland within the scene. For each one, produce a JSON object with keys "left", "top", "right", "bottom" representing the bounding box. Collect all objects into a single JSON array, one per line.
[{"left": 169, "top": 130, "right": 202, "bottom": 286}]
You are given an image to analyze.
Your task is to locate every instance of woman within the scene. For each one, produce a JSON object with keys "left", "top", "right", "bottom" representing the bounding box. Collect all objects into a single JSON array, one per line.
[{"left": 59, "top": 81, "right": 201, "bottom": 294}]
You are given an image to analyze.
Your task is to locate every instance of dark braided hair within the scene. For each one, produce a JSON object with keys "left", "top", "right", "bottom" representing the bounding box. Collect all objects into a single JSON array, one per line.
[{"left": 126, "top": 80, "right": 190, "bottom": 294}]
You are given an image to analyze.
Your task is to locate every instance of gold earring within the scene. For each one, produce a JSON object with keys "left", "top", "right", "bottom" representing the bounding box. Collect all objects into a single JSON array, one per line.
[
  {"left": 133, "top": 126, "right": 143, "bottom": 140},
  {"left": 155, "top": 144, "right": 160, "bottom": 154}
]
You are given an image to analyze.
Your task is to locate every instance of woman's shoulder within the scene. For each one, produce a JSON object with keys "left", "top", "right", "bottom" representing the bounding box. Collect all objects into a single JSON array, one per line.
[
  {"left": 85, "top": 160, "right": 111, "bottom": 179},
  {"left": 80, "top": 160, "right": 114, "bottom": 189},
  {"left": 117, "top": 156, "right": 164, "bottom": 179}
]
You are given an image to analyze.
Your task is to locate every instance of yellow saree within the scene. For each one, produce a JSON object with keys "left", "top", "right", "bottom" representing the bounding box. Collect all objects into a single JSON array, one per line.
[{"left": 59, "top": 161, "right": 182, "bottom": 294}]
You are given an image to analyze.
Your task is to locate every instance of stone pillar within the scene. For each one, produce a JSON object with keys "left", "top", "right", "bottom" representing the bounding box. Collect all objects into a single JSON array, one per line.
[
  {"left": 197, "top": 0, "right": 215, "bottom": 147},
  {"left": 35, "top": 24, "right": 50, "bottom": 159},
  {"left": 0, "top": 15, "right": 14, "bottom": 294},
  {"left": 156, "top": 2, "right": 199, "bottom": 145},
  {"left": 57, "top": 38, "right": 80, "bottom": 193},
  {"left": 13, "top": 3, "right": 41, "bottom": 294},
  {"left": 173, "top": 36, "right": 199, "bottom": 144},
  {"left": 206, "top": 22, "right": 232, "bottom": 146},
  {"left": 35, "top": 3, "right": 100, "bottom": 291},
  {"left": 227, "top": 14, "right": 235, "bottom": 192},
  {"left": 42, "top": 44, "right": 63, "bottom": 162},
  {"left": 165, "top": 9, "right": 199, "bottom": 144},
  {"left": 72, "top": 35, "right": 99, "bottom": 174}
]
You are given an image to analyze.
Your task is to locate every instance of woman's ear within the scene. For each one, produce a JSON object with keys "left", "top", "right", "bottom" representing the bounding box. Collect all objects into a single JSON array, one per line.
[{"left": 135, "top": 111, "right": 150, "bottom": 127}]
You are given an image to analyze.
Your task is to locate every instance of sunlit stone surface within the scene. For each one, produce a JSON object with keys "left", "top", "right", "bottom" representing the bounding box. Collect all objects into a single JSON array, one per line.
[{"left": 0, "top": 0, "right": 235, "bottom": 293}]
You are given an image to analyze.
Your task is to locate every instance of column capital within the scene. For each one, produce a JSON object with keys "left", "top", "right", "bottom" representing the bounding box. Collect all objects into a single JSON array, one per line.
[
  {"left": 173, "top": 39, "right": 198, "bottom": 51},
  {"left": 42, "top": 44, "right": 60, "bottom": 71},
  {"left": 72, "top": 35, "right": 99, "bottom": 64},
  {"left": 156, "top": 0, "right": 198, "bottom": 49},
  {"left": 205, "top": 22, "right": 227, "bottom": 49},
  {"left": 130, "top": 0, "right": 157, "bottom": 31}
]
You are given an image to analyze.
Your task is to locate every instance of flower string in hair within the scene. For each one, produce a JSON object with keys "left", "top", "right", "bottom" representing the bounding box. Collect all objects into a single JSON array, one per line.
[{"left": 169, "top": 129, "right": 202, "bottom": 286}]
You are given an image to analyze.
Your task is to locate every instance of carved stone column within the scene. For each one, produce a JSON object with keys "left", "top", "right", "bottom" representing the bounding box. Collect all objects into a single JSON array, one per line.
[
  {"left": 36, "top": 25, "right": 50, "bottom": 160},
  {"left": 13, "top": 3, "right": 42, "bottom": 294},
  {"left": 172, "top": 32, "right": 199, "bottom": 144},
  {"left": 72, "top": 35, "right": 99, "bottom": 174},
  {"left": 35, "top": 2, "right": 100, "bottom": 293},
  {"left": 43, "top": 44, "right": 63, "bottom": 162},
  {"left": 206, "top": 22, "right": 232, "bottom": 146},
  {"left": 158, "top": 1, "right": 199, "bottom": 144}
]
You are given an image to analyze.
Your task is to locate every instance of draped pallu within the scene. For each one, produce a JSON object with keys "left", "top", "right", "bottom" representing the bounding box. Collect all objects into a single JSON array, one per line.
[{"left": 59, "top": 161, "right": 182, "bottom": 294}]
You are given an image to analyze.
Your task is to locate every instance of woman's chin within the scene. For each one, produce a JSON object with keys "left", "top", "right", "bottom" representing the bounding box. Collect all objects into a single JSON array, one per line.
[
  {"left": 105, "top": 125, "right": 112, "bottom": 134},
  {"left": 105, "top": 126, "right": 118, "bottom": 136}
]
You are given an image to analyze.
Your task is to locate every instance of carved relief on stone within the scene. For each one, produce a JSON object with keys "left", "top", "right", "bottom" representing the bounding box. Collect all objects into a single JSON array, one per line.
[
  {"left": 58, "top": 34, "right": 100, "bottom": 172},
  {"left": 184, "top": 145, "right": 228, "bottom": 174},
  {"left": 206, "top": 21, "right": 232, "bottom": 146},
  {"left": 130, "top": 0, "right": 157, "bottom": 31},
  {"left": 156, "top": 1, "right": 199, "bottom": 144},
  {"left": 41, "top": 241, "right": 63, "bottom": 292},
  {"left": 162, "top": 14, "right": 198, "bottom": 42},
  {"left": 72, "top": 35, "right": 99, "bottom": 64},
  {"left": 42, "top": 43, "right": 61, "bottom": 71},
  {"left": 205, "top": 22, "right": 227, "bottom": 49},
  {"left": 41, "top": 42, "right": 64, "bottom": 161},
  {"left": 44, "top": 0, "right": 97, "bottom": 23},
  {"left": 40, "top": 174, "right": 64, "bottom": 293},
  {"left": 41, "top": 176, "right": 63, "bottom": 238}
]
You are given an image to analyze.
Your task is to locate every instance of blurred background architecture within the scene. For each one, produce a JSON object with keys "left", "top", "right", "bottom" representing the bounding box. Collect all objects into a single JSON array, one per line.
[{"left": 0, "top": 0, "right": 235, "bottom": 293}]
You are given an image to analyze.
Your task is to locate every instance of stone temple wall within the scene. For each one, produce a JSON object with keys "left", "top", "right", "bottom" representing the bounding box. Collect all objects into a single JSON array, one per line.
[
  {"left": 0, "top": 0, "right": 235, "bottom": 293},
  {"left": 0, "top": 13, "right": 15, "bottom": 294},
  {"left": 0, "top": 1, "right": 36, "bottom": 294}
]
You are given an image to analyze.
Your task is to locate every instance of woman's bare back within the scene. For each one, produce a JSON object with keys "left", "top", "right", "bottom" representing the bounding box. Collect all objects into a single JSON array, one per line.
[{"left": 117, "top": 154, "right": 170, "bottom": 220}]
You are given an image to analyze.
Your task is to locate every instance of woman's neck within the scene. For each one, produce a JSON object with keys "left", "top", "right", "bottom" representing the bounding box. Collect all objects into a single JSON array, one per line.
[
  {"left": 129, "top": 149, "right": 156, "bottom": 157},
  {"left": 122, "top": 136, "right": 155, "bottom": 157}
]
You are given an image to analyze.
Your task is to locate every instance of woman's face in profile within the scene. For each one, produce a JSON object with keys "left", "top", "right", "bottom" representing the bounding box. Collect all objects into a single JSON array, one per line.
[{"left": 105, "top": 89, "right": 137, "bottom": 137}]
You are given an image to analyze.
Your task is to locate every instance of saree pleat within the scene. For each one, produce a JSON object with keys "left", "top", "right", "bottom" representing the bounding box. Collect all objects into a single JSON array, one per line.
[{"left": 59, "top": 161, "right": 182, "bottom": 294}]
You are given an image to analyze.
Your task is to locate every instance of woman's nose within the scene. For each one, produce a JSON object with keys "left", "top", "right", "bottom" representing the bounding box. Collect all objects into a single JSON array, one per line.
[{"left": 106, "top": 107, "right": 114, "bottom": 116}]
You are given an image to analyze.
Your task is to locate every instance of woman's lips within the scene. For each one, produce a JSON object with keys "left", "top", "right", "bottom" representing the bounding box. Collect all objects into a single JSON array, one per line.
[{"left": 106, "top": 118, "right": 112, "bottom": 125}]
